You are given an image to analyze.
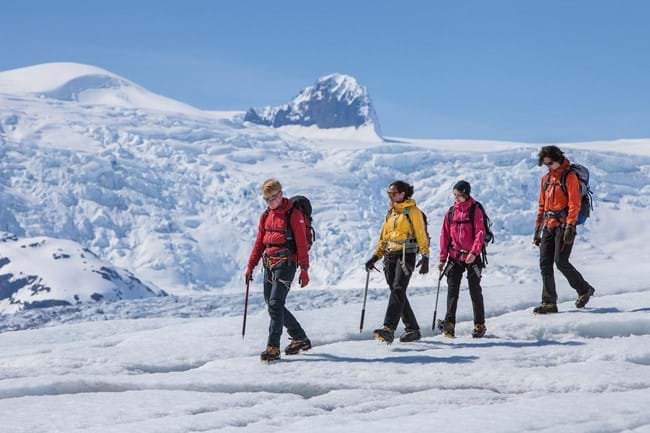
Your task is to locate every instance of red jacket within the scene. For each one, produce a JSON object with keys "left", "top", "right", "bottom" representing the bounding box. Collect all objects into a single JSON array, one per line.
[
  {"left": 439, "top": 198, "right": 485, "bottom": 263},
  {"left": 535, "top": 159, "right": 581, "bottom": 229},
  {"left": 247, "top": 198, "right": 310, "bottom": 270}
]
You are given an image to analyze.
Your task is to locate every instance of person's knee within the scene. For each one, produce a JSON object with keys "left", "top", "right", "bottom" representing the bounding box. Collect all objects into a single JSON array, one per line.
[
  {"left": 539, "top": 258, "right": 554, "bottom": 273},
  {"left": 268, "top": 298, "right": 283, "bottom": 313},
  {"left": 554, "top": 258, "right": 572, "bottom": 271}
]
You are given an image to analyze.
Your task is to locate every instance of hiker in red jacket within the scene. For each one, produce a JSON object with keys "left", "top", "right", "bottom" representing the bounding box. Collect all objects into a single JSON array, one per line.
[
  {"left": 246, "top": 179, "right": 311, "bottom": 362},
  {"left": 533, "top": 146, "right": 595, "bottom": 314},
  {"left": 438, "top": 180, "right": 487, "bottom": 338}
]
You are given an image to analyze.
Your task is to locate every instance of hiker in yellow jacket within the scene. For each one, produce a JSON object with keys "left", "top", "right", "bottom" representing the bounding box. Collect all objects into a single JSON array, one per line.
[{"left": 365, "top": 180, "right": 430, "bottom": 344}]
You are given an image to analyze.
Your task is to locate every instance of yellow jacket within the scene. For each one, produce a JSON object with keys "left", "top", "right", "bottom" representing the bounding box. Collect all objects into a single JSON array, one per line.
[{"left": 374, "top": 199, "right": 430, "bottom": 258}]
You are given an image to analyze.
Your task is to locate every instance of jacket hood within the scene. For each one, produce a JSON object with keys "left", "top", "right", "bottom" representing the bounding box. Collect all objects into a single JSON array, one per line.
[
  {"left": 454, "top": 197, "right": 476, "bottom": 212},
  {"left": 550, "top": 159, "right": 571, "bottom": 176},
  {"left": 269, "top": 197, "right": 292, "bottom": 213},
  {"left": 392, "top": 199, "right": 416, "bottom": 213}
]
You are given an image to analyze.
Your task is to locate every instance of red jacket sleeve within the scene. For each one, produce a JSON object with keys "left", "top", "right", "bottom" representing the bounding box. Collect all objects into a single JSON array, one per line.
[
  {"left": 439, "top": 212, "right": 450, "bottom": 263},
  {"left": 535, "top": 175, "right": 546, "bottom": 228},
  {"left": 470, "top": 205, "right": 486, "bottom": 256},
  {"left": 247, "top": 213, "right": 266, "bottom": 271},
  {"left": 290, "top": 209, "right": 310, "bottom": 269},
  {"left": 565, "top": 171, "right": 581, "bottom": 226}
]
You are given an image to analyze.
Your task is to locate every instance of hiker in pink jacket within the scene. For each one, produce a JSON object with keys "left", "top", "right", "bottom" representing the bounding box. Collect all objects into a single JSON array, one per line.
[{"left": 438, "top": 180, "right": 487, "bottom": 338}]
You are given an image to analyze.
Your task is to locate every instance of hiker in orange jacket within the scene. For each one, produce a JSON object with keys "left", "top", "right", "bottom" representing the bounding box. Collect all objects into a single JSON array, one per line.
[{"left": 532, "top": 146, "right": 595, "bottom": 314}]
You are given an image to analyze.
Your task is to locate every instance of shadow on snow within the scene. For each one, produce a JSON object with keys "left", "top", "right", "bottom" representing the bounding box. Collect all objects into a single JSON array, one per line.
[{"left": 292, "top": 353, "right": 478, "bottom": 364}]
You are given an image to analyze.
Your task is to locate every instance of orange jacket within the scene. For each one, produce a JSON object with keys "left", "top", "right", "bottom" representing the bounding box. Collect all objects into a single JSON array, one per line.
[{"left": 535, "top": 159, "right": 581, "bottom": 229}]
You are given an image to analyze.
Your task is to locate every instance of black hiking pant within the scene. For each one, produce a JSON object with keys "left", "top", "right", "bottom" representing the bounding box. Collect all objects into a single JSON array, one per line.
[
  {"left": 539, "top": 225, "right": 593, "bottom": 304},
  {"left": 445, "top": 259, "right": 485, "bottom": 325},
  {"left": 263, "top": 261, "right": 307, "bottom": 348},
  {"left": 382, "top": 252, "right": 420, "bottom": 331}
]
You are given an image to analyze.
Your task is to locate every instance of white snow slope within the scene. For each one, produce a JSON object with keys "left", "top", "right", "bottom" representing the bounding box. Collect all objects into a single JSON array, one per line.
[
  {"left": 0, "top": 62, "right": 650, "bottom": 431},
  {"left": 0, "top": 232, "right": 165, "bottom": 313}
]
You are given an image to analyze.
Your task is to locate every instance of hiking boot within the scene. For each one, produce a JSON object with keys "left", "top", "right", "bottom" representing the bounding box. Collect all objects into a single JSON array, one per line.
[
  {"left": 284, "top": 338, "right": 312, "bottom": 355},
  {"left": 399, "top": 329, "right": 421, "bottom": 343},
  {"left": 373, "top": 326, "right": 395, "bottom": 344},
  {"left": 575, "top": 287, "right": 595, "bottom": 308},
  {"left": 533, "top": 303, "right": 559, "bottom": 314},
  {"left": 437, "top": 320, "right": 455, "bottom": 338},
  {"left": 260, "top": 345, "right": 281, "bottom": 363},
  {"left": 472, "top": 324, "right": 487, "bottom": 338}
]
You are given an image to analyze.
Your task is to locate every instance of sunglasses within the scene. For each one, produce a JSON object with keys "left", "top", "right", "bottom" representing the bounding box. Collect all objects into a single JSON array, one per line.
[
  {"left": 386, "top": 190, "right": 402, "bottom": 196},
  {"left": 543, "top": 160, "right": 555, "bottom": 167},
  {"left": 263, "top": 192, "right": 281, "bottom": 202}
]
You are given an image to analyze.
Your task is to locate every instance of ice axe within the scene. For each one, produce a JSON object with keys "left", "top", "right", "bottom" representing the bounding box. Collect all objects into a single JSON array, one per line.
[
  {"left": 242, "top": 278, "right": 251, "bottom": 339},
  {"left": 359, "top": 269, "right": 370, "bottom": 332},
  {"left": 432, "top": 261, "right": 450, "bottom": 333}
]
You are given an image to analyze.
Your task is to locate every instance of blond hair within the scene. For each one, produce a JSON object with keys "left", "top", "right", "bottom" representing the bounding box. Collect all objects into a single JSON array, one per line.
[{"left": 261, "top": 179, "right": 282, "bottom": 196}]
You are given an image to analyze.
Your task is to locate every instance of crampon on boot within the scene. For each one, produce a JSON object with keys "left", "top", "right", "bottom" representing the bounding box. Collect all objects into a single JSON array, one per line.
[
  {"left": 575, "top": 287, "right": 595, "bottom": 308},
  {"left": 437, "top": 319, "right": 455, "bottom": 338},
  {"left": 284, "top": 338, "right": 312, "bottom": 355},
  {"left": 260, "top": 345, "right": 281, "bottom": 363},
  {"left": 472, "top": 324, "right": 487, "bottom": 338},
  {"left": 373, "top": 326, "right": 395, "bottom": 344},
  {"left": 533, "top": 303, "right": 558, "bottom": 314},
  {"left": 399, "top": 329, "right": 421, "bottom": 343}
]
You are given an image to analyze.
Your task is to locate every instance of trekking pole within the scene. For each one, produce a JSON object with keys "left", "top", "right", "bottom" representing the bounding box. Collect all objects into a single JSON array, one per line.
[
  {"left": 432, "top": 270, "right": 444, "bottom": 333},
  {"left": 242, "top": 279, "right": 250, "bottom": 339},
  {"left": 360, "top": 270, "right": 370, "bottom": 333}
]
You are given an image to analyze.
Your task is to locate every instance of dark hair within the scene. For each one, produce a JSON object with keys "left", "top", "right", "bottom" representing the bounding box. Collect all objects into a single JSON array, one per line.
[
  {"left": 389, "top": 180, "right": 414, "bottom": 199},
  {"left": 453, "top": 180, "right": 471, "bottom": 198},
  {"left": 537, "top": 145, "right": 565, "bottom": 166}
]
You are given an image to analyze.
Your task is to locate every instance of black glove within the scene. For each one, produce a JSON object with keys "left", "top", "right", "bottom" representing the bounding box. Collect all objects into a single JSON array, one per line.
[
  {"left": 563, "top": 224, "right": 576, "bottom": 245},
  {"left": 365, "top": 255, "right": 380, "bottom": 272},
  {"left": 416, "top": 256, "right": 429, "bottom": 275},
  {"left": 533, "top": 225, "right": 542, "bottom": 246}
]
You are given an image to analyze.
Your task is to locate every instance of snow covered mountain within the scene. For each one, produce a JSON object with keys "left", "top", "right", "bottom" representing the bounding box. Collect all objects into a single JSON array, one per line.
[
  {"left": 244, "top": 73, "right": 381, "bottom": 137},
  {"left": 1, "top": 62, "right": 650, "bottom": 307},
  {"left": 0, "top": 232, "right": 165, "bottom": 313},
  {"left": 0, "top": 62, "right": 199, "bottom": 114}
]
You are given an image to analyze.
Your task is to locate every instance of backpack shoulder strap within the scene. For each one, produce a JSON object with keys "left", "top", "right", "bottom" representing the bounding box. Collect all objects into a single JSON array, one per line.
[
  {"left": 403, "top": 206, "right": 416, "bottom": 239},
  {"left": 284, "top": 206, "right": 294, "bottom": 240},
  {"left": 469, "top": 202, "right": 477, "bottom": 240},
  {"left": 447, "top": 206, "right": 454, "bottom": 225},
  {"left": 560, "top": 167, "right": 580, "bottom": 196}
]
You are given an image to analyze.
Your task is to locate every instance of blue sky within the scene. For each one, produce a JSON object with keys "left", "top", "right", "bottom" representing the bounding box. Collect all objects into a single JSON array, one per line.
[{"left": 1, "top": 0, "right": 649, "bottom": 141}]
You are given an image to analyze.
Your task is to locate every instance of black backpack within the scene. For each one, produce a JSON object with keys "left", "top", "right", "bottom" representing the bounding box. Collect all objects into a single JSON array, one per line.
[
  {"left": 543, "top": 164, "right": 593, "bottom": 225},
  {"left": 264, "top": 195, "right": 315, "bottom": 252},
  {"left": 447, "top": 201, "right": 494, "bottom": 266}
]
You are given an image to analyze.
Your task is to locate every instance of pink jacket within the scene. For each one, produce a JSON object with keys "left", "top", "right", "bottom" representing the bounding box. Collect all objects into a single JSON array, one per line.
[{"left": 439, "top": 198, "right": 485, "bottom": 263}]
